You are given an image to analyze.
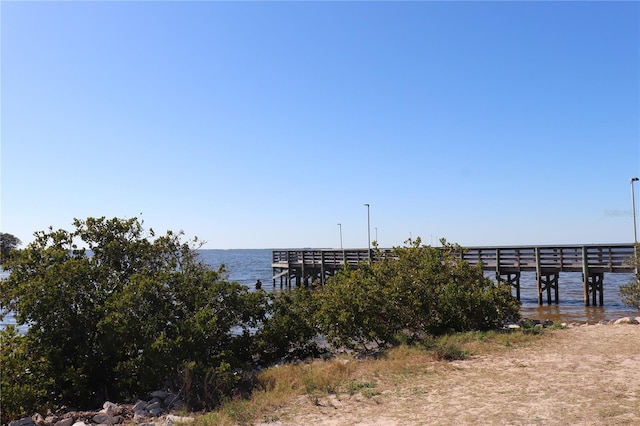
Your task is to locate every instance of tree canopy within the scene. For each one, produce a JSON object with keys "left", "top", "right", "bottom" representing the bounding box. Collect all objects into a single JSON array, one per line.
[
  {"left": 0, "top": 232, "right": 22, "bottom": 264},
  {"left": 314, "top": 239, "right": 521, "bottom": 350},
  {"left": 0, "top": 217, "right": 314, "bottom": 420},
  {"left": 0, "top": 219, "right": 520, "bottom": 422},
  {"left": 618, "top": 245, "right": 640, "bottom": 308}
]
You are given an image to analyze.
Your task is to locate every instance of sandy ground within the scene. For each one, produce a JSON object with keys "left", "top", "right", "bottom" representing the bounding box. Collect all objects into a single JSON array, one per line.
[{"left": 264, "top": 324, "right": 640, "bottom": 426}]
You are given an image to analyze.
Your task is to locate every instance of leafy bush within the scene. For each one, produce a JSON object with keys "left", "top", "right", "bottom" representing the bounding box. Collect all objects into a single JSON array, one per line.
[
  {"left": 313, "top": 238, "right": 520, "bottom": 350},
  {"left": 0, "top": 326, "right": 54, "bottom": 422},
  {"left": 1, "top": 221, "right": 521, "bottom": 420},
  {"left": 253, "top": 288, "right": 321, "bottom": 364},
  {"left": 0, "top": 232, "right": 21, "bottom": 264},
  {"left": 0, "top": 217, "right": 279, "bottom": 416},
  {"left": 619, "top": 246, "right": 640, "bottom": 308}
]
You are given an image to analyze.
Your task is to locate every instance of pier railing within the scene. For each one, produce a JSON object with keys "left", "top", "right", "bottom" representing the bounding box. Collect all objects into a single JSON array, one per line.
[
  {"left": 273, "top": 244, "right": 635, "bottom": 274},
  {"left": 272, "top": 248, "right": 394, "bottom": 269},
  {"left": 272, "top": 244, "right": 636, "bottom": 306},
  {"left": 459, "top": 244, "right": 635, "bottom": 273}
]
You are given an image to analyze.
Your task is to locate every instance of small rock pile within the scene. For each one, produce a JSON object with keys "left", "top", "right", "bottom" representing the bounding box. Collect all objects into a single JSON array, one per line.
[
  {"left": 503, "top": 316, "right": 640, "bottom": 329},
  {"left": 503, "top": 318, "right": 555, "bottom": 329},
  {"left": 7, "top": 391, "right": 194, "bottom": 426}
]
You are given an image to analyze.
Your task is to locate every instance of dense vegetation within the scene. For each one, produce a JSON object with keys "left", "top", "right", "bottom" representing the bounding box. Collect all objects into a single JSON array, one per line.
[
  {"left": 0, "top": 217, "right": 519, "bottom": 422},
  {"left": 0, "top": 232, "right": 21, "bottom": 264},
  {"left": 619, "top": 245, "right": 640, "bottom": 308},
  {"left": 315, "top": 239, "right": 520, "bottom": 351}
]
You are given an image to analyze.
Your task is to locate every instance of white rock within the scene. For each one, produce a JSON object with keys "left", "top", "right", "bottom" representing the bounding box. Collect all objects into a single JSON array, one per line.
[
  {"left": 54, "top": 418, "right": 74, "bottom": 426},
  {"left": 32, "top": 413, "right": 45, "bottom": 426},
  {"left": 101, "top": 401, "right": 120, "bottom": 416},
  {"left": 71, "top": 422, "right": 88, "bottom": 426},
  {"left": 165, "top": 415, "right": 195, "bottom": 425},
  {"left": 614, "top": 316, "right": 639, "bottom": 325}
]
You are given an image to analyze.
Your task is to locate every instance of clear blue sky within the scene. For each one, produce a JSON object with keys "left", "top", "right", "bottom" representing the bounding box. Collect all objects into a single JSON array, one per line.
[{"left": 1, "top": 1, "right": 639, "bottom": 249}]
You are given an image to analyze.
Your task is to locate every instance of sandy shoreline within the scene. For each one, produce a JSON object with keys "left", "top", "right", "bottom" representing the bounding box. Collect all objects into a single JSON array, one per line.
[{"left": 264, "top": 323, "right": 640, "bottom": 426}]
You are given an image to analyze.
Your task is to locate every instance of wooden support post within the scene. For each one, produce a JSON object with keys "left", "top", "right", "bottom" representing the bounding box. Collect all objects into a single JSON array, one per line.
[
  {"left": 536, "top": 271, "right": 560, "bottom": 305},
  {"left": 583, "top": 272, "right": 605, "bottom": 307},
  {"left": 495, "top": 248, "right": 521, "bottom": 300},
  {"left": 535, "top": 247, "right": 542, "bottom": 305},
  {"left": 536, "top": 247, "right": 559, "bottom": 304},
  {"left": 582, "top": 246, "right": 590, "bottom": 306},
  {"left": 497, "top": 271, "right": 521, "bottom": 301},
  {"left": 596, "top": 273, "right": 604, "bottom": 306}
]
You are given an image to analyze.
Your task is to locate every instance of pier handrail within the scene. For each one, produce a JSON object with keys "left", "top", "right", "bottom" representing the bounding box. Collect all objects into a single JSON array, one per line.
[
  {"left": 459, "top": 244, "right": 635, "bottom": 273},
  {"left": 271, "top": 244, "right": 636, "bottom": 306},
  {"left": 273, "top": 244, "right": 636, "bottom": 273}
]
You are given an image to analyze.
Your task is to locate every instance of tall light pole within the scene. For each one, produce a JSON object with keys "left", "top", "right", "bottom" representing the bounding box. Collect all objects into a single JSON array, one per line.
[
  {"left": 631, "top": 177, "right": 639, "bottom": 247},
  {"left": 631, "top": 177, "right": 639, "bottom": 282},
  {"left": 337, "top": 223, "right": 343, "bottom": 250},
  {"left": 364, "top": 203, "right": 371, "bottom": 258}
]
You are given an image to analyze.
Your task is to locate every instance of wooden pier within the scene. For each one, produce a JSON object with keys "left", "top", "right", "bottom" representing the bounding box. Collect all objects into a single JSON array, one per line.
[{"left": 272, "top": 244, "right": 636, "bottom": 306}]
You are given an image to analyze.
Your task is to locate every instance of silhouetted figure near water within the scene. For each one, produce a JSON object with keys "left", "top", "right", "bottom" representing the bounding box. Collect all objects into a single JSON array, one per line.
[{"left": 255, "top": 279, "right": 262, "bottom": 290}]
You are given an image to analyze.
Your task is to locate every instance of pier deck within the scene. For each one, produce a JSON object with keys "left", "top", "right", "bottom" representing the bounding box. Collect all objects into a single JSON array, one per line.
[{"left": 272, "top": 244, "right": 636, "bottom": 306}]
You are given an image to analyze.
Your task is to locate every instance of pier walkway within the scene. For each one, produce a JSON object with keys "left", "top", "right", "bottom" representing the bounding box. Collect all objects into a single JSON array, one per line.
[{"left": 271, "top": 244, "right": 636, "bottom": 306}]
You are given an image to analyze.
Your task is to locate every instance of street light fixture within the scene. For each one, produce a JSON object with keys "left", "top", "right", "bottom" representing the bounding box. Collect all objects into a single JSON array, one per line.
[
  {"left": 631, "top": 177, "right": 639, "bottom": 247},
  {"left": 631, "top": 177, "right": 639, "bottom": 279},
  {"left": 364, "top": 204, "right": 371, "bottom": 259},
  {"left": 337, "top": 223, "right": 343, "bottom": 250}
]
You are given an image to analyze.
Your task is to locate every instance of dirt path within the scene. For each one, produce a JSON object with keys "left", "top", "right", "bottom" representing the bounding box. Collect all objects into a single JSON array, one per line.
[{"left": 267, "top": 324, "right": 640, "bottom": 426}]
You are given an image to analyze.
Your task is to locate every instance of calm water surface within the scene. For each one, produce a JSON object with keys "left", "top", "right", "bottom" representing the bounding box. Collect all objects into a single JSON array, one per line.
[
  {"left": 2, "top": 249, "right": 638, "bottom": 331},
  {"left": 200, "top": 250, "right": 639, "bottom": 324}
]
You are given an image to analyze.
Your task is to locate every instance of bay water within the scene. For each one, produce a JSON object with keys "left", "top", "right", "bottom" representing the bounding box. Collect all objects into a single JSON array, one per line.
[
  {"left": 199, "top": 249, "right": 640, "bottom": 324},
  {"left": 2, "top": 249, "right": 638, "bottom": 331}
]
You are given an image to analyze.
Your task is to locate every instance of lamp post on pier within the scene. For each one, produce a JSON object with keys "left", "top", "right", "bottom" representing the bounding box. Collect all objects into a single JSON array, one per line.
[
  {"left": 337, "top": 223, "right": 343, "bottom": 250},
  {"left": 364, "top": 203, "right": 371, "bottom": 260},
  {"left": 631, "top": 178, "right": 639, "bottom": 275},
  {"left": 631, "top": 177, "right": 639, "bottom": 248}
]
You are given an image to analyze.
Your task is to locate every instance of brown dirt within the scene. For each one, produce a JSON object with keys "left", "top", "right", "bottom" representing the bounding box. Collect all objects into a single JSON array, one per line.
[{"left": 264, "top": 324, "right": 640, "bottom": 426}]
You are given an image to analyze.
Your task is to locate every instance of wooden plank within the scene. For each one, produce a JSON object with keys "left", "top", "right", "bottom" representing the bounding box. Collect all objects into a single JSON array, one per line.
[{"left": 272, "top": 244, "right": 636, "bottom": 283}]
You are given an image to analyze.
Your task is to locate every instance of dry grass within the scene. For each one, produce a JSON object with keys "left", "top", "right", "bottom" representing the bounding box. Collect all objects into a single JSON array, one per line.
[
  {"left": 195, "top": 329, "right": 549, "bottom": 425},
  {"left": 269, "top": 324, "right": 640, "bottom": 426},
  {"left": 194, "top": 325, "right": 640, "bottom": 425}
]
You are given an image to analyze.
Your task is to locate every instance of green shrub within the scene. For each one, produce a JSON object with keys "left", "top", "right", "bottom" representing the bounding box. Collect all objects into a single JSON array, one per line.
[
  {"left": 0, "top": 217, "right": 292, "bottom": 415},
  {"left": 0, "top": 326, "right": 54, "bottom": 423},
  {"left": 313, "top": 238, "right": 520, "bottom": 350},
  {"left": 254, "top": 287, "right": 321, "bottom": 364},
  {"left": 619, "top": 247, "right": 640, "bottom": 308}
]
